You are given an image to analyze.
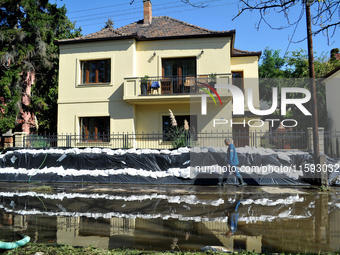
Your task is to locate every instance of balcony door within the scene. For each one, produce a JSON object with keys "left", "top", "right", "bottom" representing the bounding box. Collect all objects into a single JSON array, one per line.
[{"left": 162, "top": 58, "right": 196, "bottom": 94}]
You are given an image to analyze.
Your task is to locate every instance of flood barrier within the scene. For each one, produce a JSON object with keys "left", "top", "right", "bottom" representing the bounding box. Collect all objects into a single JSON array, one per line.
[{"left": 0, "top": 147, "right": 339, "bottom": 185}]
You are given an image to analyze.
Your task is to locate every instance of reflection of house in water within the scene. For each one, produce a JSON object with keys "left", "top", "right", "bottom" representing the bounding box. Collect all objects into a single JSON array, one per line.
[
  {"left": 240, "top": 194, "right": 339, "bottom": 253},
  {"left": 2, "top": 193, "right": 340, "bottom": 253},
  {"left": 0, "top": 213, "right": 57, "bottom": 244},
  {"left": 0, "top": 213, "right": 28, "bottom": 232},
  {"left": 57, "top": 217, "right": 136, "bottom": 249},
  {"left": 202, "top": 221, "right": 261, "bottom": 253},
  {"left": 56, "top": 216, "right": 262, "bottom": 252}
]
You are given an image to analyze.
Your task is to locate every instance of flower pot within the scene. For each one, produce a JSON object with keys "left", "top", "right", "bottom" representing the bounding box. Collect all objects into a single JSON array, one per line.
[{"left": 141, "top": 83, "right": 147, "bottom": 95}]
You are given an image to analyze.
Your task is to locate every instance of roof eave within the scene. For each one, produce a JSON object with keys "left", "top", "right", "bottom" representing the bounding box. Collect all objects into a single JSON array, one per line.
[
  {"left": 322, "top": 66, "right": 340, "bottom": 81},
  {"left": 55, "top": 30, "right": 236, "bottom": 45},
  {"left": 232, "top": 52, "right": 262, "bottom": 58},
  {"left": 55, "top": 35, "right": 138, "bottom": 45}
]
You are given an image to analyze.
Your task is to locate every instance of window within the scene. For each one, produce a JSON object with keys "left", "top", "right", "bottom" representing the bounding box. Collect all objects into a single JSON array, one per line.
[
  {"left": 81, "top": 59, "right": 111, "bottom": 84},
  {"left": 161, "top": 58, "right": 196, "bottom": 94},
  {"left": 80, "top": 117, "right": 110, "bottom": 141},
  {"left": 162, "top": 58, "right": 196, "bottom": 77},
  {"left": 163, "top": 115, "right": 197, "bottom": 141},
  {"left": 232, "top": 71, "right": 244, "bottom": 91}
]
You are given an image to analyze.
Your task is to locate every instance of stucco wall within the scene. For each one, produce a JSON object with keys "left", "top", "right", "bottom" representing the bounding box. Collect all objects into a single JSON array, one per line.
[
  {"left": 325, "top": 73, "right": 340, "bottom": 130},
  {"left": 231, "top": 56, "right": 260, "bottom": 110},
  {"left": 58, "top": 39, "right": 136, "bottom": 134},
  {"left": 135, "top": 100, "right": 234, "bottom": 134},
  {"left": 58, "top": 36, "right": 260, "bottom": 135},
  {"left": 136, "top": 37, "right": 231, "bottom": 77}
]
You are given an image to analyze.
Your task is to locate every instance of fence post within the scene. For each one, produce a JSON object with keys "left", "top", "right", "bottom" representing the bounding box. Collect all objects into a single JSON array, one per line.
[
  {"left": 255, "top": 130, "right": 257, "bottom": 147},
  {"left": 124, "top": 133, "right": 127, "bottom": 149},
  {"left": 66, "top": 134, "right": 71, "bottom": 147},
  {"left": 307, "top": 127, "right": 324, "bottom": 154},
  {"left": 1, "top": 130, "right": 14, "bottom": 149},
  {"left": 13, "top": 132, "right": 28, "bottom": 148},
  {"left": 319, "top": 154, "right": 328, "bottom": 186}
]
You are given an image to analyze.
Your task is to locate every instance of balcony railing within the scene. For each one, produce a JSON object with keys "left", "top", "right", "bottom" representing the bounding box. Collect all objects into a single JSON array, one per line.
[
  {"left": 140, "top": 75, "right": 217, "bottom": 95},
  {"left": 124, "top": 74, "right": 231, "bottom": 99}
]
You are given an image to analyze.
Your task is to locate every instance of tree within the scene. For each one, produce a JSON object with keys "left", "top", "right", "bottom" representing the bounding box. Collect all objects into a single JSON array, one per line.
[
  {"left": 259, "top": 48, "right": 340, "bottom": 130},
  {"left": 233, "top": 0, "right": 340, "bottom": 44},
  {"left": 104, "top": 18, "right": 114, "bottom": 29},
  {"left": 0, "top": 0, "right": 81, "bottom": 134},
  {"left": 330, "top": 48, "right": 339, "bottom": 62}
]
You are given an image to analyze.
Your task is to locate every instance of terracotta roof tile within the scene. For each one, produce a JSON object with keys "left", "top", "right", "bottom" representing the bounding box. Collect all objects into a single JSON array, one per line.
[
  {"left": 58, "top": 16, "right": 234, "bottom": 43},
  {"left": 115, "top": 16, "right": 219, "bottom": 38},
  {"left": 233, "top": 48, "right": 262, "bottom": 57}
]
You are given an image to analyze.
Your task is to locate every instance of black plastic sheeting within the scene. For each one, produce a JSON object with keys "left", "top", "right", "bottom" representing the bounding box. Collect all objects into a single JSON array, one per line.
[
  {"left": 0, "top": 151, "right": 189, "bottom": 171},
  {"left": 1, "top": 148, "right": 340, "bottom": 185}
]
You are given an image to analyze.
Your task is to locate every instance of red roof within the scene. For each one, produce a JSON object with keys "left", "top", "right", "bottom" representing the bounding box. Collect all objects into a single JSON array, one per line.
[
  {"left": 57, "top": 16, "right": 261, "bottom": 57},
  {"left": 58, "top": 16, "right": 235, "bottom": 43}
]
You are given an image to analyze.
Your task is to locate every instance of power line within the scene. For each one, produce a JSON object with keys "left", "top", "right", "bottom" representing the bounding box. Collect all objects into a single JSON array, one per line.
[
  {"left": 1, "top": 1, "right": 237, "bottom": 33},
  {"left": 68, "top": 0, "right": 223, "bottom": 20},
  {"left": 68, "top": 1, "right": 140, "bottom": 14},
  {"left": 75, "top": 1, "right": 237, "bottom": 28},
  {"left": 67, "top": 0, "right": 218, "bottom": 15}
]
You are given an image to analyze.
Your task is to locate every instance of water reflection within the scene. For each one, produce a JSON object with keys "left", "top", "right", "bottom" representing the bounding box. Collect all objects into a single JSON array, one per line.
[
  {"left": 226, "top": 194, "right": 243, "bottom": 237},
  {"left": 0, "top": 188, "right": 339, "bottom": 253}
]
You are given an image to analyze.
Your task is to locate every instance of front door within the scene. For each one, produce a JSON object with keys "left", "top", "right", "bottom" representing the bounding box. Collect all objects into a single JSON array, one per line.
[{"left": 232, "top": 124, "right": 249, "bottom": 147}]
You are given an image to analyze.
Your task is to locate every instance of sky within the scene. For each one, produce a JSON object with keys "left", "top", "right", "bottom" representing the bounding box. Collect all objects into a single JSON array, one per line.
[{"left": 55, "top": 0, "right": 339, "bottom": 60}]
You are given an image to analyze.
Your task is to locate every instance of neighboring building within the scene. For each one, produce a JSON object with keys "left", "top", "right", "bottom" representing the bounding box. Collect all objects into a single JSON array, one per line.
[
  {"left": 330, "top": 48, "right": 340, "bottom": 61},
  {"left": 324, "top": 66, "right": 340, "bottom": 131},
  {"left": 56, "top": 0, "right": 263, "bottom": 147},
  {"left": 0, "top": 70, "right": 36, "bottom": 149}
]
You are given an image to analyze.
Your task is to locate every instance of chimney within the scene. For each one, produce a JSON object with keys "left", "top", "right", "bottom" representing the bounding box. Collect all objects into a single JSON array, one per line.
[{"left": 143, "top": 0, "right": 152, "bottom": 25}]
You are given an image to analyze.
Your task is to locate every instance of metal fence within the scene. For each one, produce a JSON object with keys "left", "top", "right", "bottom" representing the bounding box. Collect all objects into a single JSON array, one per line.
[
  {"left": 324, "top": 130, "right": 340, "bottom": 158},
  {"left": 23, "top": 130, "right": 309, "bottom": 150}
]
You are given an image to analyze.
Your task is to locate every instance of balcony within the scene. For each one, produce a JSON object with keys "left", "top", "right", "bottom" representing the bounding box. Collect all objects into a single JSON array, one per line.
[{"left": 123, "top": 74, "right": 232, "bottom": 103}]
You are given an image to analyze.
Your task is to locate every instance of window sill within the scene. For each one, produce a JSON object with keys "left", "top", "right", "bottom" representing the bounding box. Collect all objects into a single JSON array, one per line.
[{"left": 77, "top": 83, "right": 112, "bottom": 88}]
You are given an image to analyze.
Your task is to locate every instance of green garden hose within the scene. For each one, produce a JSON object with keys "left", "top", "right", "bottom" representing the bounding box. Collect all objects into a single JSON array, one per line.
[{"left": 28, "top": 153, "right": 48, "bottom": 183}]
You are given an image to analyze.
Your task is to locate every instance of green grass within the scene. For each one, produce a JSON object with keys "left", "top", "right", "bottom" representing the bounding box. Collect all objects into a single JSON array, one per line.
[
  {"left": 28, "top": 185, "right": 53, "bottom": 193},
  {"left": 2, "top": 244, "right": 201, "bottom": 255},
  {"left": 2, "top": 243, "right": 339, "bottom": 255},
  {"left": 318, "top": 185, "right": 331, "bottom": 192}
]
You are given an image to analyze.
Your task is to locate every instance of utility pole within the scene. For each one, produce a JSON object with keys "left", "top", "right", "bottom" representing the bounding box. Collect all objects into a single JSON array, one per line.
[{"left": 305, "top": 0, "right": 323, "bottom": 184}]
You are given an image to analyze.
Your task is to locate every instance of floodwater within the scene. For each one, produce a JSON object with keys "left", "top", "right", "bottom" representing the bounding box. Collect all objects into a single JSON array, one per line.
[{"left": 0, "top": 183, "right": 340, "bottom": 253}]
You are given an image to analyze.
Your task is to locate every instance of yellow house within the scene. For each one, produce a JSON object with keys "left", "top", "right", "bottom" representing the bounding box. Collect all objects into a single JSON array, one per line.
[
  {"left": 56, "top": 0, "right": 263, "bottom": 148},
  {"left": 324, "top": 66, "right": 340, "bottom": 131}
]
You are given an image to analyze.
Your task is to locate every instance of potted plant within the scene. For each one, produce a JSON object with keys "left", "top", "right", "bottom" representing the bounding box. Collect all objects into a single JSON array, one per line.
[
  {"left": 208, "top": 73, "right": 217, "bottom": 88},
  {"left": 141, "top": 75, "right": 149, "bottom": 95}
]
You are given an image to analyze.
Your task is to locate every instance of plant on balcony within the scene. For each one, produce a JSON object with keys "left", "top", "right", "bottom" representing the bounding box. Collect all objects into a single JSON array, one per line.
[
  {"left": 167, "top": 109, "right": 190, "bottom": 148},
  {"left": 141, "top": 75, "right": 149, "bottom": 95},
  {"left": 208, "top": 73, "right": 217, "bottom": 88}
]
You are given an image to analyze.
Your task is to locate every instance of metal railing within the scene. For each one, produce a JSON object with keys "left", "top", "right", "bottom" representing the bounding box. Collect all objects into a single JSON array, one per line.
[
  {"left": 324, "top": 130, "right": 340, "bottom": 158},
  {"left": 23, "top": 130, "right": 309, "bottom": 150},
  {"left": 139, "top": 75, "right": 215, "bottom": 95},
  {"left": 23, "top": 133, "right": 126, "bottom": 149},
  {"left": 195, "top": 130, "right": 308, "bottom": 149}
]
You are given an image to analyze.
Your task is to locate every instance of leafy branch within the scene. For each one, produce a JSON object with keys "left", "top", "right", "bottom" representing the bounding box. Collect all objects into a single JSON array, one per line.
[{"left": 233, "top": 0, "right": 340, "bottom": 45}]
